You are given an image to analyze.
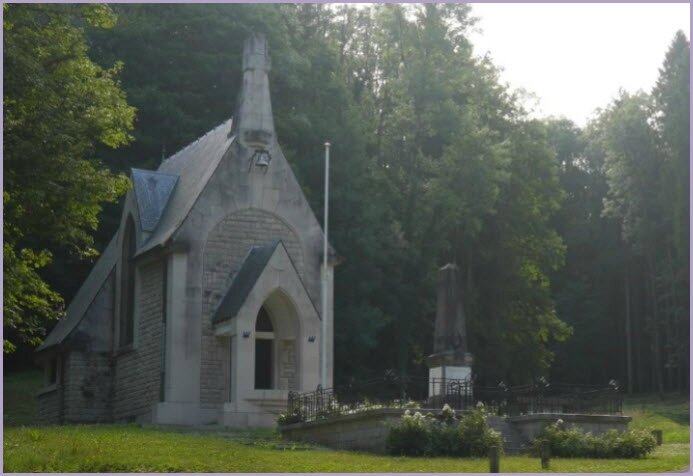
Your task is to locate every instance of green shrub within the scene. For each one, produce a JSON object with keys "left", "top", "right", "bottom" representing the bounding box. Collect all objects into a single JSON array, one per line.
[
  {"left": 532, "top": 420, "right": 656, "bottom": 459},
  {"left": 429, "top": 421, "right": 461, "bottom": 456},
  {"left": 605, "top": 429, "right": 657, "bottom": 458},
  {"left": 458, "top": 404, "right": 503, "bottom": 457},
  {"left": 386, "top": 411, "right": 431, "bottom": 456},
  {"left": 387, "top": 404, "right": 502, "bottom": 457}
]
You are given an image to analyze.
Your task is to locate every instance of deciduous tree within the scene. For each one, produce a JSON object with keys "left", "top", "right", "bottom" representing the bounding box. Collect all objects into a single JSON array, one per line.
[{"left": 3, "top": 4, "right": 135, "bottom": 352}]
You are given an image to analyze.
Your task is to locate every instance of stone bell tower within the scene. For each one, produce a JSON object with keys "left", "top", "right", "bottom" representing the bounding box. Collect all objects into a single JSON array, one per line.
[
  {"left": 426, "top": 263, "right": 473, "bottom": 395},
  {"left": 233, "top": 33, "right": 274, "bottom": 151}
]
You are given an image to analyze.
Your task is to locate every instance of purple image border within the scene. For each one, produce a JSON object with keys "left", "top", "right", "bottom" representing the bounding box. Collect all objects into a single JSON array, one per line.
[{"left": 0, "top": 2, "right": 690, "bottom": 476}]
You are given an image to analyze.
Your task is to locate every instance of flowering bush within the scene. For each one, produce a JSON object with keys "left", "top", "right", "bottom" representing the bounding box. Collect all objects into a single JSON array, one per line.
[
  {"left": 532, "top": 420, "right": 657, "bottom": 459},
  {"left": 387, "top": 405, "right": 502, "bottom": 457},
  {"left": 439, "top": 403, "right": 456, "bottom": 423}
]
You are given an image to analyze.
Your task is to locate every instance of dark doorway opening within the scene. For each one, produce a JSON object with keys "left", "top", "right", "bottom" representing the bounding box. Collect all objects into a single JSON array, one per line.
[{"left": 255, "top": 339, "right": 273, "bottom": 389}]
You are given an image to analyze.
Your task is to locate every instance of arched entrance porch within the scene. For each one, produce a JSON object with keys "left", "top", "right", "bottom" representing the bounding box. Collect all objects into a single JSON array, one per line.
[
  {"left": 213, "top": 240, "right": 322, "bottom": 427},
  {"left": 253, "top": 289, "right": 300, "bottom": 391}
]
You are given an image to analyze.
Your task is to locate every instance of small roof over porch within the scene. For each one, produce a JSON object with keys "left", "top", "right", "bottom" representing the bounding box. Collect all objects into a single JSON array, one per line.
[{"left": 211, "top": 240, "right": 320, "bottom": 337}]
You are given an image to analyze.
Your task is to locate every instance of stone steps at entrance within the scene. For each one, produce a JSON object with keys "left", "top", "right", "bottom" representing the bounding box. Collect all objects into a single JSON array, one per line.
[{"left": 487, "top": 416, "right": 530, "bottom": 455}]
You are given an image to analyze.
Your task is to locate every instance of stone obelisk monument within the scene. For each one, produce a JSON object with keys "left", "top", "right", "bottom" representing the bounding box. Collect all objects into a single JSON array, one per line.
[{"left": 426, "top": 263, "right": 473, "bottom": 397}]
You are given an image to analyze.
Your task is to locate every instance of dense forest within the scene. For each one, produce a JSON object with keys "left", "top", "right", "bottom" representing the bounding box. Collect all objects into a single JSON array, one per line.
[{"left": 4, "top": 4, "right": 689, "bottom": 393}]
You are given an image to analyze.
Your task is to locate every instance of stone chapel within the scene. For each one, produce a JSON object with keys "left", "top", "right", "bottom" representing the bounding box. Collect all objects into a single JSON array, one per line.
[{"left": 35, "top": 34, "right": 336, "bottom": 427}]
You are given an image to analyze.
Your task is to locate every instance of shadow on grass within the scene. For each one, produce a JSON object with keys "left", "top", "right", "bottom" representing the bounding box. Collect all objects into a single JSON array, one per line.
[
  {"left": 4, "top": 368, "right": 42, "bottom": 427},
  {"left": 624, "top": 394, "right": 690, "bottom": 426}
]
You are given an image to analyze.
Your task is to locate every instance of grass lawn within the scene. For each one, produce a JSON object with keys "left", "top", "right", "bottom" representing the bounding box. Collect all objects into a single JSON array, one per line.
[
  {"left": 3, "top": 369, "right": 690, "bottom": 472},
  {"left": 624, "top": 393, "right": 690, "bottom": 444},
  {"left": 3, "top": 425, "right": 690, "bottom": 473}
]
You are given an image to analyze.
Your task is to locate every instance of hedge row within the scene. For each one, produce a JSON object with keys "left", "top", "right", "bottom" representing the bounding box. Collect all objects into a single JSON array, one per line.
[{"left": 532, "top": 420, "right": 657, "bottom": 459}]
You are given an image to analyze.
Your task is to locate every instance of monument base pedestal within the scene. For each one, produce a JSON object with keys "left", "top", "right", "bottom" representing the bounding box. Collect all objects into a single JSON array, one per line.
[
  {"left": 428, "top": 365, "right": 472, "bottom": 398},
  {"left": 426, "top": 351, "right": 473, "bottom": 399},
  {"left": 428, "top": 364, "right": 472, "bottom": 382}
]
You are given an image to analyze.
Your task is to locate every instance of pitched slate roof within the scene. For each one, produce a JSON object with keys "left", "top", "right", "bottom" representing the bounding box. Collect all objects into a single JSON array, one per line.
[
  {"left": 38, "top": 120, "right": 236, "bottom": 352},
  {"left": 138, "top": 119, "right": 236, "bottom": 256},
  {"left": 131, "top": 169, "right": 178, "bottom": 232},
  {"left": 211, "top": 241, "right": 280, "bottom": 324},
  {"left": 36, "top": 236, "right": 118, "bottom": 352},
  {"left": 212, "top": 240, "right": 283, "bottom": 323}
]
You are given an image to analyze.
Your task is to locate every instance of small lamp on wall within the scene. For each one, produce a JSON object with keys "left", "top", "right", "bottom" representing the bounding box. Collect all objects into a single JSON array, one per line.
[
  {"left": 308, "top": 335, "right": 316, "bottom": 343},
  {"left": 242, "top": 331, "right": 251, "bottom": 338}
]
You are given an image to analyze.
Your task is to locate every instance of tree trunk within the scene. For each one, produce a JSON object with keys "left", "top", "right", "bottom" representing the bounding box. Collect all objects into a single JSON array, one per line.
[
  {"left": 648, "top": 257, "right": 664, "bottom": 397},
  {"left": 633, "top": 261, "right": 644, "bottom": 392},
  {"left": 466, "top": 246, "right": 473, "bottom": 308},
  {"left": 624, "top": 260, "right": 633, "bottom": 394}
]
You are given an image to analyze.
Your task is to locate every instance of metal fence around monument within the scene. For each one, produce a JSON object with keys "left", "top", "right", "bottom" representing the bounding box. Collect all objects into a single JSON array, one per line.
[
  {"left": 473, "top": 381, "right": 623, "bottom": 417},
  {"left": 284, "top": 378, "right": 622, "bottom": 424}
]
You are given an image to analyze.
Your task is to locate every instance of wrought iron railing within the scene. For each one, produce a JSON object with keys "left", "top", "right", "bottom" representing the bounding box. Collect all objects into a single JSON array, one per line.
[
  {"left": 283, "top": 377, "right": 622, "bottom": 424},
  {"left": 474, "top": 380, "right": 623, "bottom": 416}
]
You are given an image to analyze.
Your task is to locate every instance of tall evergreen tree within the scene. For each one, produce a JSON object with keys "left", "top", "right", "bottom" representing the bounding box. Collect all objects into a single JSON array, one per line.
[
  {"left": 546, "top": 119, "right": 625, "bottom": 386},
  {"left": 651, "top": 31, "right": 690, "bottom": 392}
]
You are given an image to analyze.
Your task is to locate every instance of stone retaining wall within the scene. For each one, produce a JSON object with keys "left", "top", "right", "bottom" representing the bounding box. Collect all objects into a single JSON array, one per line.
[
  {"left": 508, "top": 413, "right": 632, "bottom": 441},
  {"left": 281, "top": 410, "right": 632, "bottom": 454},
  {"left": 280, "top": 408, "right": 404, "bottom": 453}
]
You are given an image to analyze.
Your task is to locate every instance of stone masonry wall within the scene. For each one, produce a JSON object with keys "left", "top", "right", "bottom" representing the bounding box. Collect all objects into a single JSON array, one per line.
[
  {"left": 37, "top": 271, "right": 115, "bottom": 424},
  {"left": 59, "top": 271, "right": 115, "bottom": 423},
  {"left": 113, "top": 259, "right": 165, "bottom": 421},
  {"left": 63, "top": 351, "right": 113, "bottom": 423},
  {"left": 279, "top": 340, "right": 297, "bottom": 390},
  {"left": 37, "top": 388, "right": 62, "bottom": 425},
  {"left": 281, "top": 409, "right": 404, "bottom": 453},
  {"left": 201, "top": 208, "right": 304, "bottom": 408}
]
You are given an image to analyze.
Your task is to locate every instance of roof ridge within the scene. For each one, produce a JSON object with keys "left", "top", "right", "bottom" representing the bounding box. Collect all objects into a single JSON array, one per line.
[{"left": 160, "top": 119, "right": 232, "bottom": 169}]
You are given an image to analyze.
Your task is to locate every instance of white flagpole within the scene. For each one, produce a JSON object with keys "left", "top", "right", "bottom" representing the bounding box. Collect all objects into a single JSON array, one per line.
[{"left": 321, "top": 142, "right": 331, "bottom": 389}]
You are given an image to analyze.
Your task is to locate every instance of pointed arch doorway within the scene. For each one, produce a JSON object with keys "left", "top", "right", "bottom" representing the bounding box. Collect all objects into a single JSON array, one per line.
[
  {"left": 254, "top": 306, "right": 274, "bottom": 389},
  {"left": 253, "top": 289, "right": 300, "bottom": 392}
]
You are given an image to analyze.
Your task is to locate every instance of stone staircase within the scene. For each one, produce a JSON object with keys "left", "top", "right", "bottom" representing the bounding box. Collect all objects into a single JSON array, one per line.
[{"left": 487, "top": 416, "right": 530, "bottom": 455}]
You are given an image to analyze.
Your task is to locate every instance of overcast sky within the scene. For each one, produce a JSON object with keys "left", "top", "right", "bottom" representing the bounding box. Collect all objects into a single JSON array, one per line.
[{"left": 467, "top": 3, "right": 690, "bottom": 126}]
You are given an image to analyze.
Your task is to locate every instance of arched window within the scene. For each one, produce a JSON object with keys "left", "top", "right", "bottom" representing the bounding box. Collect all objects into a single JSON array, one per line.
[
  {"left": 254, "top": 306, "right": 274, "bottom": 389},
  {"left": 120, "top": 217, "right": 136, "bottom": 347}
]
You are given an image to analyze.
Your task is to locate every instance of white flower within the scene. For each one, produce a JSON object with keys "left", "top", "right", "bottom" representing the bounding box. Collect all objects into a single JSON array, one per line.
[{"left": 412, "top": 411, "right": 425, "bottom": 421}]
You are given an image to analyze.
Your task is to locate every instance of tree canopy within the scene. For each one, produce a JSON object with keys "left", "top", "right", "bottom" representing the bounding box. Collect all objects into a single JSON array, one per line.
[
  {"left": 3, "top": 4, "right": 134, "bottom": 353},
  {"left": 4, "top": 4, "right": 688, "bottom": 393}
]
